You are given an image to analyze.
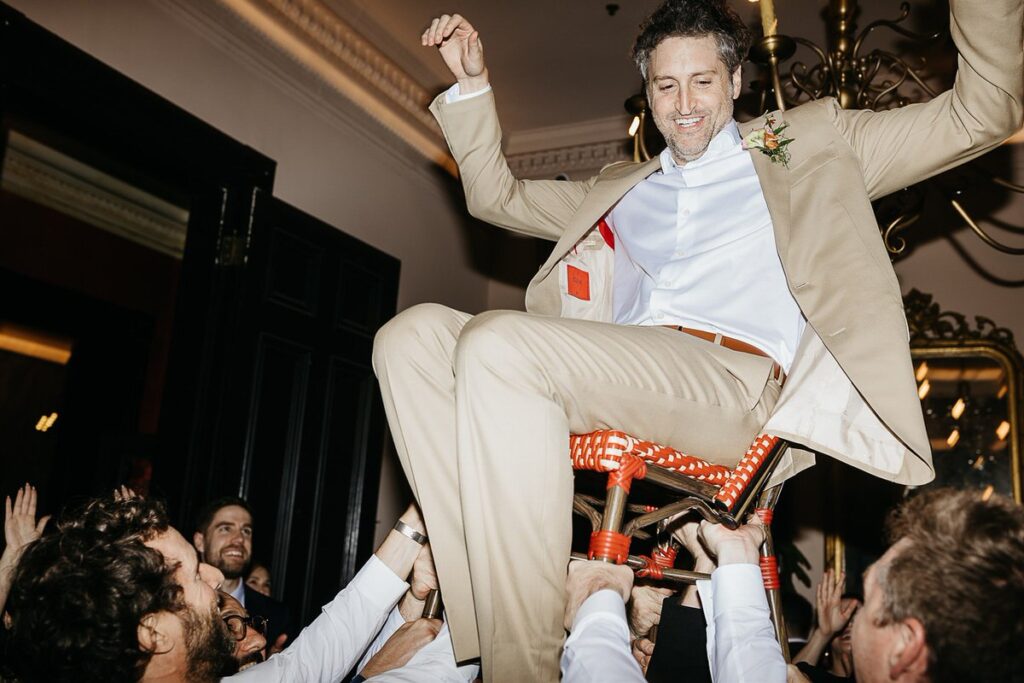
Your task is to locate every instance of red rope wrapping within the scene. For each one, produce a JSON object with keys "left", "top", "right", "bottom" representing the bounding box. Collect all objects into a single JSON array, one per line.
[
  {"left": 607, "top": 453, "right": 646, "bottom": 493},
  {"left": 714, "top": 434, "right": 779, "bottom": 510},
  {"left": 569, "top": 430, "right": 730, "bottom": 484},
  {"left": 760, "top": 555, "right": 781, "bottom": 590},
  {"left": 755, "top": 507, "right": 774, "bottom": 526},
  {"left": 637, "top": 543, "right": 678, "bottom": 579},
  {"left": 589, "top": 530, "right": 631, "bottom": 564},
  {"left": 651, "top": 544, "right": 678, "bottom": 569},
  {"left": 636, "top": 556, "right": 663, "bottom": 579}
]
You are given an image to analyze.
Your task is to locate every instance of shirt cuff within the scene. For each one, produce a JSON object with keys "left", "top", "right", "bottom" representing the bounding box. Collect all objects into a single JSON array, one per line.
[
  {"left": 350, "top": 554, "right": 410, "bottom": 614},
  {"left": 567, "top": 589, "right": 629, "bottom": 642},
  {"left": 710, "top": 563, "right": 769, "bottom": 617},
  {"left": 444, "top": 82, "right": 493, "bottom": 103}
]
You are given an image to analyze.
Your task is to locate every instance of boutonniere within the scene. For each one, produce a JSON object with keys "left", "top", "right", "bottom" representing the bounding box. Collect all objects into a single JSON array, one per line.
[{"left": 742, "top": 115, "right": 793, "bottom": 167}]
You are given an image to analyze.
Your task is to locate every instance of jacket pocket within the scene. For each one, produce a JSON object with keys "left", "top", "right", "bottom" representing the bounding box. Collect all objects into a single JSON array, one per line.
[{"left": 558, "top": 231, "right": 614, "bottom": 321}]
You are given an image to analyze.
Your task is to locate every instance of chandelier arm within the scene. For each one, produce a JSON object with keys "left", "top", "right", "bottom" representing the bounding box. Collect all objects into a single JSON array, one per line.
[
  {"left": 856, "top": 55, "right": 885, "bottom": 106},
  {"left": 950, "top": 199, "right": 1024, "bottom": 255},
  {"left": 788, "top": 62, "right": 821, "bottom": 102},
  {"left": 988, "top": 175, "right": 1024, "bottom": 194},
  {"left": 874, "top": 50, "right": 940, "bottom": 98},
  {"left": 852, "top": 3, "right": 944, "bottom": 57},
  {"left": 853, "top": 2, "right": 912, "bottom": 57},
  {"left": 869, "top": 69, "right": 909, "bottom": 110},
  {"left": 883, "top": 211, "right": 920, "bottom": 255}
]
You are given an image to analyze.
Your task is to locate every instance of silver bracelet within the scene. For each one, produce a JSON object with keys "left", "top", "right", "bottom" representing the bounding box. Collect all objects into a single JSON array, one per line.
[{"left": 393, "top": 519, "right": 428, "bottom": 545}]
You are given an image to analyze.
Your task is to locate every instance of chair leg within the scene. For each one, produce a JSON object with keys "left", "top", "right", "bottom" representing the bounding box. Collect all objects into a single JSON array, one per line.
[
  {"left": 588, "top": 454, "right": 645, "bottom": 564},
  {"left": 756, "top": 485, "right": 790, "bottom": 662}
]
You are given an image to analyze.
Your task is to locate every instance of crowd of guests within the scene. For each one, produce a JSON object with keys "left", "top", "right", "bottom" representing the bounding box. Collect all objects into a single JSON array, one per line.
[{"left": 0, "top": 481, "right": 1021, "bottom": 682}]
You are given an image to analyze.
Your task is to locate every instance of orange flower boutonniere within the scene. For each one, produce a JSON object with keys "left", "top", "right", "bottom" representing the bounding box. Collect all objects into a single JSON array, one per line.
[{"left": 742, "top": 115, "right": 793, "bottom": 167}]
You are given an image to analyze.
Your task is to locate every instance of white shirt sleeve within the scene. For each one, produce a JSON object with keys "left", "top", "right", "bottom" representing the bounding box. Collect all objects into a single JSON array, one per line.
[
  {"left": 443, "top": 82, "right": 493, "bottom": 104},
  {"left": 365, "top": 620, "right": 480, "bottom": 683},
  {"left": 224, "top": 555, "right": 408, "bottom": 683},
  {"left": 560, "top": 590, "right": 646, "bottom": 683},
  {"left": 697, "top": 563, "right": 787, "bottom": 683}
]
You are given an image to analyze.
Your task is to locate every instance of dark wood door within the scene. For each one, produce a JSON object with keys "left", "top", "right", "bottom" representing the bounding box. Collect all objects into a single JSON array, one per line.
[
  {"left": 201, "top": 192, "right": 400, "bottom": 624},
  {"left": 0, "top": 4, "right": 401, "bottom": 622}
]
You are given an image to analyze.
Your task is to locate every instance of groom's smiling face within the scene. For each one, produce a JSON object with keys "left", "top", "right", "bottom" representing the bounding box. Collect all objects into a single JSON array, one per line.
[{"left": 647, "top": 34, "right": 742, "bottom": 164}]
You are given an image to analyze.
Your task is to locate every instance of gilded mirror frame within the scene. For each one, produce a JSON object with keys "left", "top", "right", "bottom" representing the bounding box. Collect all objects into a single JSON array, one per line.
[{"left": 826, "top": 289, "right": 1023, "bottom": 577}]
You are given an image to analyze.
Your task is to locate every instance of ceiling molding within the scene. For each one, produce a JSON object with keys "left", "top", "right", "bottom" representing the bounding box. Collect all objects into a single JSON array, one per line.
[
  {"left": 1, "top": 131, "right": 189, "bottom": 259},
  {"left": 506, "top": 139, "right": 631, "bottom": 180},
  {"left": 207, "top": 0, "right": 457, "bottom": 175},
  {"left": 505, "top": 114, "right": 632, "bottom": 156}
]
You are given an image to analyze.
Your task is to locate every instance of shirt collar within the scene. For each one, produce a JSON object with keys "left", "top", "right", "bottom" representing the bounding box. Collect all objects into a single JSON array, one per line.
[
  {"left": 659, "top": 120, "right": 741, "bottom": 174},
  {"left": 230, "top": 580, "right": 246, "bottom": 606}
]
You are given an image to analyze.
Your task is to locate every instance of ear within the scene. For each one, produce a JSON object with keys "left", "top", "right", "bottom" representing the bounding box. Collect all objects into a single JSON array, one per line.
[
  {"left": 890, "top": 617, "right": 929, "bottom": 680},
  {"left": 193, "top": 531, "right": 205, "bottom": 556},
  {"left": 731, "top": 66, "right": 742, "bottom": 100},
  {"left": 137, "top": 613, "right": 172, "bottom": 656}
]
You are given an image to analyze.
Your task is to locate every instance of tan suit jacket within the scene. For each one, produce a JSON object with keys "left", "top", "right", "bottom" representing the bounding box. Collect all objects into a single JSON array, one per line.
[{"left": 429, "top": 0, "right": 1023, "bottom": 487}]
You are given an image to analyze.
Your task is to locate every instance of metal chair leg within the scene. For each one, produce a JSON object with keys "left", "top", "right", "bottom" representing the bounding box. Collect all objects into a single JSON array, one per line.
[{"left": 756, "top": 484, "right": 790, "bottom": 662}]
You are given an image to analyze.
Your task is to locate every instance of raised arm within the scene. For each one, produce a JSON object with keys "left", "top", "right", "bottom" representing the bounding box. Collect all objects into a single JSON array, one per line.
[
  {"left": 424, "top": 14, "right": 595, "bottom": 241},
  {"left": 831, "top": 0, "right": 1023, "bottom": 200}
]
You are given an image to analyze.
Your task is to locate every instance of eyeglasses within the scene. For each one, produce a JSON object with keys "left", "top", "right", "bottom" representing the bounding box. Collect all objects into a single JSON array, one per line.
[{"left": 222, "top": 614, "right": 268, "bottom": 641}]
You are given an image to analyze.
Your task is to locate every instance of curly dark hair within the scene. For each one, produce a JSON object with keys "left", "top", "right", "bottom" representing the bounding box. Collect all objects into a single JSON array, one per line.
[
  {"left": 6, "top": 497, "right": 185, "bottom": 683},
  {"left": 881, "top": 488, "right": 1024, "bottom": 683},
  {"left": 632, "top": 0, "right": 752, "bottom": 81}
]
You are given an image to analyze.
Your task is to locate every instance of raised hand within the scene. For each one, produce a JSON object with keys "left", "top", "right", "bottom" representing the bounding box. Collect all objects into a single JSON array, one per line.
[
  {"left": 4, "top": 484, "right": 50, "bottom": 553},
  {"left": 699, "top": 514, "right": 766, "bottom": 566},
  {"left": 421, "top": 14, "right": 488, "bottom": 92},
  {"left": 816, "top": 569, "right": 855, "bottom": 637}
]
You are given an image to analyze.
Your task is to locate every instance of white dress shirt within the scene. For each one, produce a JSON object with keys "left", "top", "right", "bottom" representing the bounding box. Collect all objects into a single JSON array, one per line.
[
  {"left": 609, "top": 127, "right": 805, "bottom": 372},
  {"left": 446, "top": 82, "right": 805, "bottom": 372},
  {"left": 560, "top": 564, "right": 786, "bottom": 683},
  {"left": 225, "top": 555, "right": 407, "bottom": 683}
]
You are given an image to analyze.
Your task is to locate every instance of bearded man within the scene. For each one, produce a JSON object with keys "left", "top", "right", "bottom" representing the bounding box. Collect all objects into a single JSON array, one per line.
[{"left": 193, "top": 496, "right": 292, "bottom": 653}]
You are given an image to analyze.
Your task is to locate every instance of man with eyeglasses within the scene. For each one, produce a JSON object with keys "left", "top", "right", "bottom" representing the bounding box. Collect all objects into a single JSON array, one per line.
[{"left": 219, "top": 592, "right": 268, "bottom": 675}]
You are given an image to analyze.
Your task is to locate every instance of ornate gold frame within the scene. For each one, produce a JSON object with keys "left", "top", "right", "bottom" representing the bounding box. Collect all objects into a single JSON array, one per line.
[{"left": 826, "top": 290, "right": 1023, "bottom": 576}]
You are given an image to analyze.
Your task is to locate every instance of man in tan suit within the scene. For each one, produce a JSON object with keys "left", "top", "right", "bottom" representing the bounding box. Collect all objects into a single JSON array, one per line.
[{"left": 372, "top": 1, "right": 1023, "bottom": 680}]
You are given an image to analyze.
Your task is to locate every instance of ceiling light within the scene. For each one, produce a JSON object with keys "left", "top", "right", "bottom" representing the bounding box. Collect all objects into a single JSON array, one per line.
[
  {"left": 917, "top": 379, "right": 930, "bottom": 400},
  {"left": 0, "top": 323, "right": 73, "bottom": 365},
  {"left": 35, "top": 412, "right": 58, "bottom": 433},
  {"left": 951, "top": 398, "right": 965, "bottom": 420},
  {"left": 628, "top": 115, "right": 640, "bottom": 137},
  {"left": 946, "top": 428, "right": 960, "bottom": 448},
  {"left": 996, "top": 420, "right": 1011, "bottom": 441},
  {"left": 981, "top": 485, "right": 994, "bottom": 501},
  {"left": 915, "top": 361, "right": 928, "bottom": 382},
  {"left": 997, "top": 384, "right": 1008, "bottom": 399}
]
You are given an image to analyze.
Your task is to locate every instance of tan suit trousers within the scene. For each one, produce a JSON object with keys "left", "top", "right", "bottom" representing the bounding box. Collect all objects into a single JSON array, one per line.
[{"left": 372, "top": 304, "right": 782, "bottom": 682}]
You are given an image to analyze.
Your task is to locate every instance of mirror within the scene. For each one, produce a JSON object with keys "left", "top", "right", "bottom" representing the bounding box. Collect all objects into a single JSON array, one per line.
[{"left": 825, "top": 290, "right": 1023, "bottom": 585}]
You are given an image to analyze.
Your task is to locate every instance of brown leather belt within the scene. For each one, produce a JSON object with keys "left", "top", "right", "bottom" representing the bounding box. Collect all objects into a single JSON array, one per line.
[{"left": 662, "top": 325, "right": 786, "bottom": 384}]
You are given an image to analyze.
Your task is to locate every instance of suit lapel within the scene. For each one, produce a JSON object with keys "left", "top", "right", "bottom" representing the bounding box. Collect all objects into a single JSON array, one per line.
[
  {"left": 536, "top": 156, "right": 661, "bottom": 281},
  {"left": 738, "top": 116, "right": 792, "bottom": 259}
]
